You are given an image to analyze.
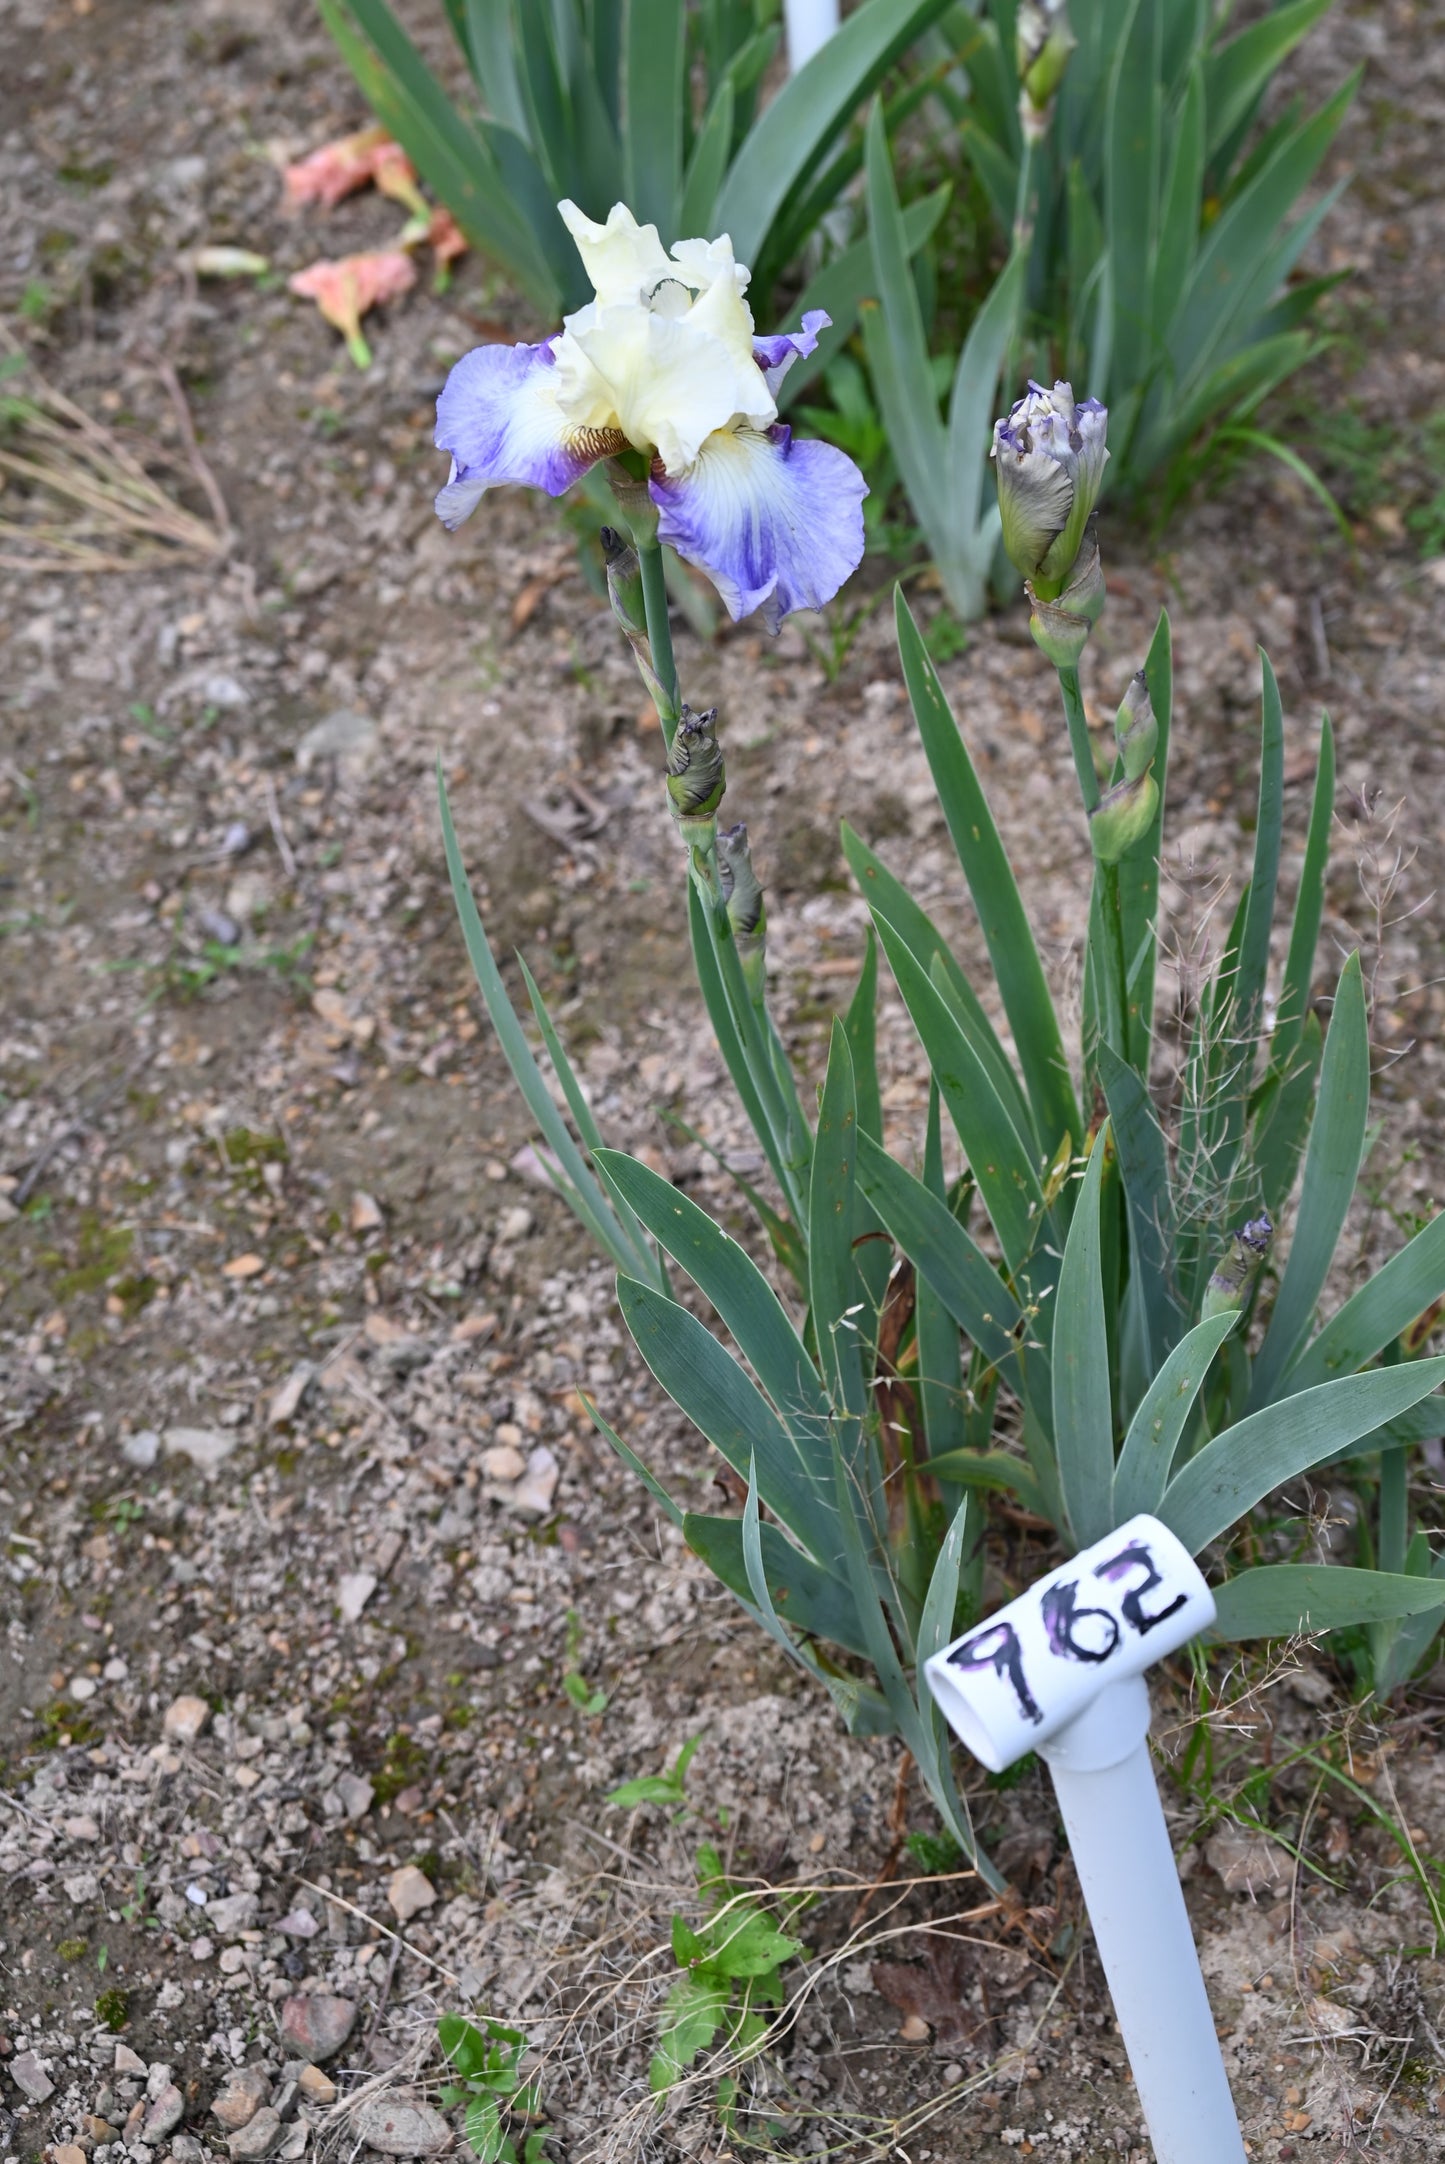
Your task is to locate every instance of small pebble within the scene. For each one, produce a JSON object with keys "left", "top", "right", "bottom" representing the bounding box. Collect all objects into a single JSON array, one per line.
[
  {"left": 508, "top": 1444, "right": 559, "bottom": 1516},
  {"left": 275, "top": 1909, "right": 319, "bottom": 1939},
  {"left": 294, "top": 2067, "right": 335, "bottom": 2106},
  {"left": 10, "top": 2050, "right": 53, "bottom": 2102},
  {"left": 162, "top": 1696, "right": 211, "bottom": 1743},
  {"left": 115, "top": 2045, "right": 148, "bottom": 2077},
  {"left": 141, "top": 2083, "right": 185, "bottom": 2144},
  {"left": 227, "top": 2106, "right": 282, "bottom": 2161},
  {"left": 337, "top": 1571, "right": 377, "bottom": 1623},
  {"left": 351, "top": 2095, "right": 451, "bottom": 2156},
  {"left": 212, "top": 2066, "right": 270, "bottom": 2132},
  {"left": 387, "top": 1864, "right": 436, "bottom": 1923},
  {"left": 336, "top": 1773, "right": 374, "bottom": 1822},
  {"left": 481, "top": 1445, "right": 526, "bottom": 1482},
  {"left": 278, "top": 1995, "right": 357, "bottom": 2062}
]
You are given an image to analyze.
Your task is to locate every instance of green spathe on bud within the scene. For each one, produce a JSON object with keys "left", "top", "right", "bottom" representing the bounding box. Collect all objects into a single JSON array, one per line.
[
  {"left": 665, "top": 704, "right": 725, "bottom": 824},
  {"left": 1202, "top": 1215, "right": 1274, "bottom": 1319},
  {"left": 601, "top": 525, "right": 665, "bottom": 711},
  {"left": 1088, "top": 663, "right": 1160, "bottom": 864},
  {"left": 1027, "top": 527, "right": 1105, "bottom": 667},
  {"left": 992, "top": 381, "right": 1108, "bottom": 600},
  {"left": 717, "top": 822, "right": 767, "bottom": 1003},
  {"left": 1089, "top": 771, "right": 1158, "bottom": 865}
]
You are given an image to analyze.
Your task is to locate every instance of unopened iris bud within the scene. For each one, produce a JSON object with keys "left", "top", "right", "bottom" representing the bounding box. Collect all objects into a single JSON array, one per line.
[
  {"left": 717, "top": 822, "right": 767, "bottom": 1002},
  {"left": 1089, "top": 663, "right": 1161, "bottom": 862},
  {"left": 1202, "top": 1215, "right": 1274, "bottom": 1320},
  {"left": 1017, "top": 0, "right": 1076, "bottom": 141},
  {"left": 665, "top": 704, "right": 725, "bottom": 824},
  {"left": 1027, "top": 526, "right": 1105, "bottom": 666},
  {"left": 1115, "top": 669, "right": 1157, "bottom": 782},
  {"left": 993, "top": 381, "right": 1108, "bottom": 601},
  {"left": 1089, "top": 771, "right": 1158, "bottom": 865},
  {"left": 601, "top": 526, "right": 665, "bottom": 711}
]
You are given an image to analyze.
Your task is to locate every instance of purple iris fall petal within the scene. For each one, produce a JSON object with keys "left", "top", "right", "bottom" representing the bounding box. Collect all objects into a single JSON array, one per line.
[
  {"left": 433, "top": 337, "right": 621, "bottom": 529},
  {"left": 751, "top": 308, "right": 831, "bottom": 398},
  {"left": 650, "top": 422, "right": 867, "bottom": 631}
]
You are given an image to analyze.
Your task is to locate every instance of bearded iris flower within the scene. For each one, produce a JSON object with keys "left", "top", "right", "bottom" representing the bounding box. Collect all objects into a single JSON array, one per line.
[{"left": 434, "top": 201, "right": 867, "bottom": 631}]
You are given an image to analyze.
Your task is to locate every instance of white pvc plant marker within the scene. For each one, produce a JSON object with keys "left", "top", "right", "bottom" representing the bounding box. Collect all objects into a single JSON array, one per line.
[
  {"left": 924, "top": 1513, "right": 1246, "bottom": 2164},
  {"left": 783, "top": 0, "right": 839, "bottom": 73}
]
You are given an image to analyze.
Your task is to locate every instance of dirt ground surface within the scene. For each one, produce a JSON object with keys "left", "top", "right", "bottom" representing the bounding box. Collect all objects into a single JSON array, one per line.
[{"left": 4, "top": 0, "right": 1445, "bottom": 2158}]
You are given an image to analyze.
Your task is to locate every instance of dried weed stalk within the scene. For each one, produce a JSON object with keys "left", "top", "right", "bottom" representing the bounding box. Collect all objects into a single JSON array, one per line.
[{"left": 0, "top": 323, "right": 230, "bottom": 571}]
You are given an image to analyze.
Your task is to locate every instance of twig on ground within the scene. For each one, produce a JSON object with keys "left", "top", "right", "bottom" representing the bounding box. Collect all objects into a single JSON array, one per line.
[{"left": 265, "top": 772, "right": 298, "bottom": 880}]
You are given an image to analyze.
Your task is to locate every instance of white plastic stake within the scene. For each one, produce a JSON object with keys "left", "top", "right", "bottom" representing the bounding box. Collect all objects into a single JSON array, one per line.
[
  {"left": 783, "top": 0, "right": 839, "bottom": 74},
  {"left": 924, "top": 1514, "right": 1246, "bottom": 2164}
]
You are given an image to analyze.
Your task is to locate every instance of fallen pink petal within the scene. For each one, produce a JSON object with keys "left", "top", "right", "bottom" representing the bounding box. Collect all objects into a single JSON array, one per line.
[
  {"left": 282, "top": 123, "right": 391, "bottom": 210},
  {"left": 288, "top": 249, "right": 417, "bottom": 369}
]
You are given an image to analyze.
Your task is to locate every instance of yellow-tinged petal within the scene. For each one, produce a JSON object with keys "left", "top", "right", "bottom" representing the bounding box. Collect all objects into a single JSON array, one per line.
[
  {"left": 559, "top": 306, "right": 767, "bottom": 473},
  {"left": 558, "top": 199, "right": 671, "bottom": 307},
  {"left": 684, "top": 255, "right": 767, "bottom": 389}
]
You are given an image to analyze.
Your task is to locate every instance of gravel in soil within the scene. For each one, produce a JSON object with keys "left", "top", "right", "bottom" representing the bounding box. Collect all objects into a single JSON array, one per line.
[{"left": 4, "top": 0, "right": 1445, "bottom": 2157}]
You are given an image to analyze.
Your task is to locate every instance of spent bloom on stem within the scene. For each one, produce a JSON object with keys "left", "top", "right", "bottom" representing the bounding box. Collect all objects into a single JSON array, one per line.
[
  {"left": 992, "top": 380, "right": 1108, "bottom": 601},
  {"left": 288, "top": 251, "right": 416, "bottom": 370},
  {"left": 434, "top": 200, "right": 867, "bottom": 630}
]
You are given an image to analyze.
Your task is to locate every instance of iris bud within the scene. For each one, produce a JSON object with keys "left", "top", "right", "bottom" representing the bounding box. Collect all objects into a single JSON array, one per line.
[
  {"left": 992, "top": 381, "right": 1108, "bottom": 600},
  {"left": 1202, "top": 1216, "right": 1274, "bottom": 1319},
  {"left": 1088, "top": 665, "right": 1161, "bottom": 864},
  {"left": 1115, "top": 669, "right": 1157, "bottom": 782},
  {"left": 665, "top": 704, "right": 725, "bottom": 824},
  {"left": 1027, "top": 526, "right": 1105, "bottom": 666},
  {"left": 1089, "top": 771, "right": 1159, "bottom": 865},
  {"left": 717, "top": 822, "right": 767, "bottom": 1003},
  {"left": 1017, "top": 0, "right": 1076, "bottom": 141}
]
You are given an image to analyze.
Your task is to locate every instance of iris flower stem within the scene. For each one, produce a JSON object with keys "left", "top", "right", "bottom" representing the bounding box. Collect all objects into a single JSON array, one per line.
[
  {"left": 638, "top": 538, "right": 810, "bottom": 1227},
  {"left": 1058, "top": 664, "right": 1129, "bottom": 1061},
  {"left": 1057, "top": 664, "right": 1099, "bottom": 813},
  {"left": 637, "top": 541, "right": 681, "bottom": 746}
]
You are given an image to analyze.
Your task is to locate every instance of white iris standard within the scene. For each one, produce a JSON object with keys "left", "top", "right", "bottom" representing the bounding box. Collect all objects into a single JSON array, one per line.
[{"left": 434, "top": 201, "right": 866, "bottom": 631}]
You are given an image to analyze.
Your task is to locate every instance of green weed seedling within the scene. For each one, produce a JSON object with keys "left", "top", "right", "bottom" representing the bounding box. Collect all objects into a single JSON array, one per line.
[
  {"left": 438, "top": 2014, "right": 546, "bottom": 2164},
  {"left": 649, "top": 1843, "right": 810, "bottom": 2103},
  {"left": 605, "top": 1734, "right": 703, "bottom": 1820},
  {"left": 560, "top": 1608, "right": 607, "bottom": 1716}
]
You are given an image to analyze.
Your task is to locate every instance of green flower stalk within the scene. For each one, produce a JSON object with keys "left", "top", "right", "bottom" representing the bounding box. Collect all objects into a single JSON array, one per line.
[
  {"left": 1017, "top": 0, "right": 1076, "bottom": 142},
  {"left": 992, "top": 381, "right": 1109, "bottom": 602},
  {"left": 1089, "top": 670, "right": 1160, "bottom": 865},
  {"left": 1202, "top": 1215, "right": 1274, "bottom": 1320},
  {"left": 717, "top": 822, "right": 767, "bottom": 1003}
]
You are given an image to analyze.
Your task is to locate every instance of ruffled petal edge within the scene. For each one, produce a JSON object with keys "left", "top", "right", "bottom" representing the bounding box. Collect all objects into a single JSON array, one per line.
[{"left": 650, "top": 421, "right": 866, "bottom": 632}]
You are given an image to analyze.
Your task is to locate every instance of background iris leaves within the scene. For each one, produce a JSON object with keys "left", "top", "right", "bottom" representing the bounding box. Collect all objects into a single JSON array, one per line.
[{"left": 443, "top": 588, "right": 1445, "bottom": 1870}]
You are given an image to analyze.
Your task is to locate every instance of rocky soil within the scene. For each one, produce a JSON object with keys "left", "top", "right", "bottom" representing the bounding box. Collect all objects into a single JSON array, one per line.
[{"left": 3, "top": 0, "right": 1445, "bottom": 2158}]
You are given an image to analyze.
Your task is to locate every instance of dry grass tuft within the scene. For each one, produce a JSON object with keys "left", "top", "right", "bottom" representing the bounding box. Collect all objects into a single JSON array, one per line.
[{"left": 0, "top": 323, "right": 231, "bottom": 571}]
